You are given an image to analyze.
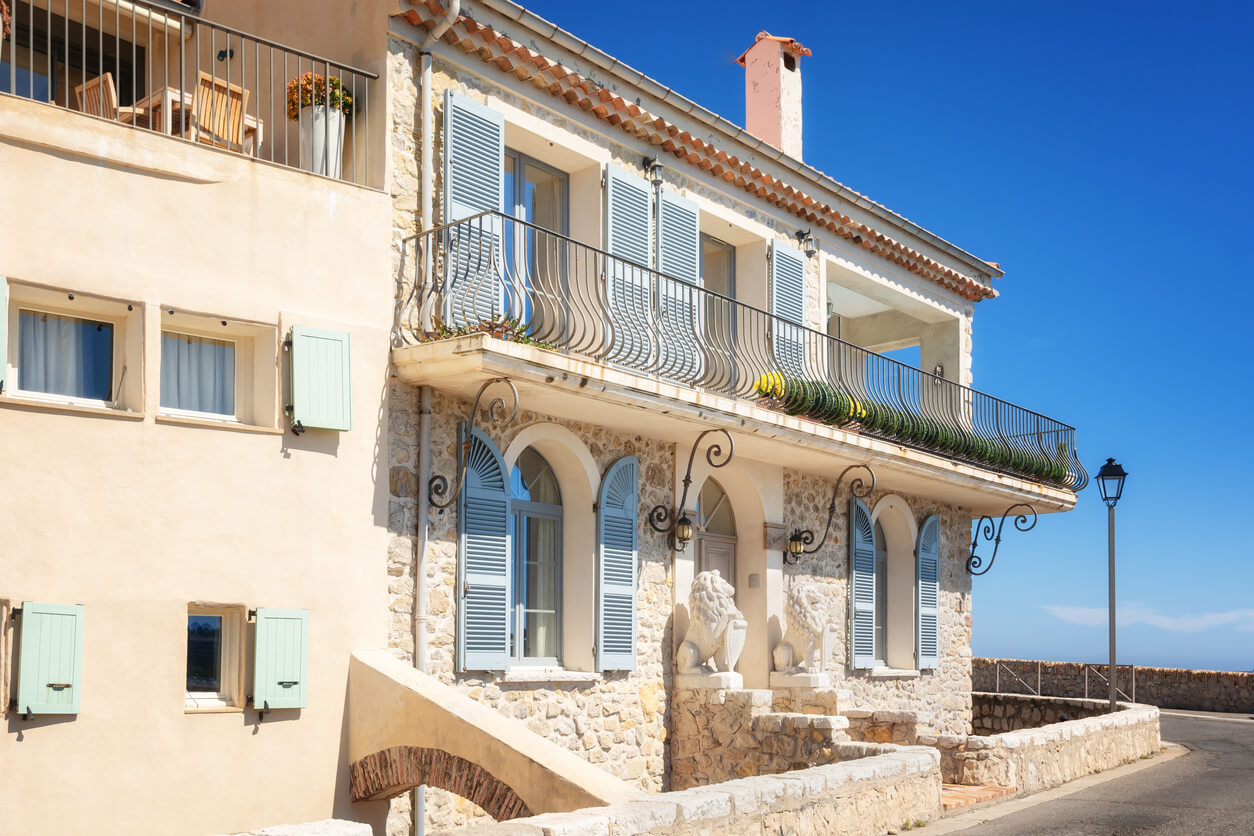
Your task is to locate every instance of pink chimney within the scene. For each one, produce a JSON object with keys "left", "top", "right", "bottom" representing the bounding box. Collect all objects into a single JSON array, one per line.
[{"left": 736, "top": 32, "right": 812, "bottom": 160}]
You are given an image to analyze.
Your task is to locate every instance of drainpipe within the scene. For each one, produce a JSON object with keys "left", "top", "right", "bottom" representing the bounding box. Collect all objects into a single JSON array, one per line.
[
  {"left": 420, "top": 0, "right": 460, "bottom": 235},
  {"left": 414, "top": 385, "right": 432, "bottom": 674}
]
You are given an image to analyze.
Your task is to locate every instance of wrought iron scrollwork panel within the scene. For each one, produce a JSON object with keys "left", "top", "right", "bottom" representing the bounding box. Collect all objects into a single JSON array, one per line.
[
  {"left": 967, "top": 503, "right": 1037, "bottom": 576},
  {"left": 428, "top": 377, "right": 520, "bottom": 509}
]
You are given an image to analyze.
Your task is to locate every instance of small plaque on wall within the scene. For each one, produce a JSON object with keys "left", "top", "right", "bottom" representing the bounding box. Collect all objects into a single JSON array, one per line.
[{"left": 763, "top": 522, "right": 788, "bottom": 551}]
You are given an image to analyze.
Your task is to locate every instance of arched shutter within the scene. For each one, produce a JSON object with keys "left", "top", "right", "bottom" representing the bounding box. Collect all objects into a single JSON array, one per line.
[
  {"left": 916, "top": 514, "right": 941, "bottom": 671},
  {"left": 457, "top": 424, "right": 511, "bottom": 672},
  {"left": 442, "top": 89, "right": 505, "bottom": 328},
  {"left": 770, "top": 240, "right": 807, "bottom": 375},
  {"left": 604, "top": 166, "right": 654, "bottom": 372},
  {"left": 597, "top": 456, "right": 638, "bottom": 671},
  {"left": 849, "top": 498, "right": 876, "bottom": 670},
  {"left": 656, "top": 190, "right": 702, "bottom": 383}
]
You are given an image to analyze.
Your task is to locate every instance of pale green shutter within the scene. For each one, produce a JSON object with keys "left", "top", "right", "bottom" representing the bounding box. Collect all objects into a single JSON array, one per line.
[
  {"left": 849, "top": 499, "right": 876, "bottom": 670},
  {"left": 443, "top": 89, "right": 505, "bottom": 328},
  {"left": 458, "top": 424, "right": 511, "bottom": 671},
  {"left": 916, "top": 514, "right": 941, "bottom": 671},
  {"left": 253, "top": 608, "right": 309, "bottom": 711},
  {"left": 604, "top": 165, "right": 654, "bottom": 372},
  {"left": 0, "top": 277, "right": 8, "bottom": 394},
  {"left": 597, "top": 456, "right": 638, "bottom": 671},
  {"left": 770, "top": 240, "right": 807, "bottom": 375},
  {"left": 656, "top": 191, "right": 701, "bottom": 383},
  {"left": 16, "top": 602, "right": 85, "bottom": 716},
  {"left": 288, "top": 326, "right": 352, "bottom": 432}
]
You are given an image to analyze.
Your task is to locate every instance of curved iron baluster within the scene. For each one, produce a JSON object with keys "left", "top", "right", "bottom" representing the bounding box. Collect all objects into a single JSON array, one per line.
[
  {"left": 967, "top": 503, "right": 1037, "bottom": 576},
  {"left": 785, "top": 463, "right": 877, "bottom": 565},
  {"left": 428, "top": 377, "right": 521, "bottom": 509},
  {"left": 648, "top": 428, "right": 735, "bottom": 552}
]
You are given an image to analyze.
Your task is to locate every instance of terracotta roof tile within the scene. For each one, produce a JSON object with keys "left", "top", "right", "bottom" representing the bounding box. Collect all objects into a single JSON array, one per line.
[{"left": 735, "top": 31, "right": 812, "bottom": 67}]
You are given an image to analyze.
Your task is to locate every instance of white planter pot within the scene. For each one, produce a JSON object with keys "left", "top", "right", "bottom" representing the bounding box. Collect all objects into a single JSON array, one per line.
[{"left": 298, "top": 104, "right": 345, "bottom": 179}]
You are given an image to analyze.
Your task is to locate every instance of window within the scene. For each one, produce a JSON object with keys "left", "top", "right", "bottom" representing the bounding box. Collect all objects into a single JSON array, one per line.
[
  {"left": 17, "top": 309, "right": 114, "bottom": 401},
  {"left": 504, "top": 150, "right": 569, "bottom": 325},
  {"left": 185, "top": 606, "right": 243, "bottom": 710},
  {"left": 161, "top": 332, "right": 236, "bottom": 419},
  {"left": 510, "top": 447, "right": 562, "bottom": 664},
  {"left": 701, "top": 234, "right": 735, "bottom": 299},
  {"left": 874, "top": 519, "right": 888, "bottom": 666}
]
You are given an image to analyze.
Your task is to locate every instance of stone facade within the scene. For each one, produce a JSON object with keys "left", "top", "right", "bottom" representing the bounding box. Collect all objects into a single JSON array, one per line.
[
  {"left": 972, "top": 692, "right": 1108, "bottom": 735},
  {"left": 974, "top": 657, "right": 1254, "bottom": 713}
]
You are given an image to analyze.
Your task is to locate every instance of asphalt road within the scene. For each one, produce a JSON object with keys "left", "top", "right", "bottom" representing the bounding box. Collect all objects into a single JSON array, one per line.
[{"left": 951, "top": 710, "right": 1254, "bottom": 835}]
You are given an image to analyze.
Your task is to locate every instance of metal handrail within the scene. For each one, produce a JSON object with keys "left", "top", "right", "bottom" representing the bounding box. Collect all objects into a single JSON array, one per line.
[
  {"left": 1083, "top": 664, "right": 1134, "bottom": 703},
  {"left": 1, "top": 0, "right": 377, "bottom": 187},
  {"left": 399, "top": 211, "right": 1089, "bottom": 490}
]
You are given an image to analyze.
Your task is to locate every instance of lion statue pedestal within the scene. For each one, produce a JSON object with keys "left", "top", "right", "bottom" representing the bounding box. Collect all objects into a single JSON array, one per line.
[
  {"left": 675, "top": 570, "right": 748, "bottom": 690},
  {"left": 770, "top": 580, "right": 838, "bottom": 689}
]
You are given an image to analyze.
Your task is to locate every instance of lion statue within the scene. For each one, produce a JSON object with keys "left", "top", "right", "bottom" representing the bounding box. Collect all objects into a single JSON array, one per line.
[
  {"left": 676, "top": 570, "right": 748, "bottom": 675},
  {"left": 772, "top": 580, "right": 837, "bottom": 674}
]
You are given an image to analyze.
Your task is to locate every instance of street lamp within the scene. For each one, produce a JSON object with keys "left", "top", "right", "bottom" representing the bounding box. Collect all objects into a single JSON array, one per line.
[{"left": 1096, "top": 457, "right": 1128, "bottom": 713}]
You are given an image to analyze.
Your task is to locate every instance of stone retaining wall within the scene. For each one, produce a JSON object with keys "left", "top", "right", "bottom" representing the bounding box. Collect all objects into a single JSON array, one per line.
[
  {"left": 972, "top": 692, "right": 1108, "bottom": 735},
  {"left": 441, "top": 748, "right": 942, "bottom": 836},
  {"left": 920, "top": 696, "right": 1160, "bottom": 793},
  {"left": 974, "top": 657, "right": 1254, "bottom": 713}
]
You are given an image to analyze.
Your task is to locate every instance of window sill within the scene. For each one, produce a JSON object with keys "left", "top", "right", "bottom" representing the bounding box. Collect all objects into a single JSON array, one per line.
[
  {"left": 184, "top": 704, "right": 245, "bottom": 714},
  {"left": 0, "top": 394, "right": 144, "bottom": 420},
  {"left": 867, "top": 667, "right": 921, "bottom": 679},
  {"left": 499, "top": 668, "right": 602, "bottom": 685},
  {"left": 156, "top": 413, "right": 283, "bottom": 435}
]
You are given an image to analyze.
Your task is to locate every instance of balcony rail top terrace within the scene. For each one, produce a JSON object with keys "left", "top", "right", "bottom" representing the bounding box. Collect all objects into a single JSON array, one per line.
[
  {"left": 399, "top": 211, "right": 1089, "bottom": 492},
  {"left": 1, "top": 0, "right": 377, "bottom": 187}
]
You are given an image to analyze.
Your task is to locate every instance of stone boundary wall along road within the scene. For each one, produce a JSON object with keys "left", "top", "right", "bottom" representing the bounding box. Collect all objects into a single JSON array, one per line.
[
  {"left": 921, "top": 695, "right": 1160, "bottom": 793},
  {"left": 974, "top": 657, "right": 1254, "bottom": 713},
  {"left": 972, "top": 692, "right": 1109, "bottom": 735},
  {"left": 441, "top": 748, "right": 942, "bottom": 836}
]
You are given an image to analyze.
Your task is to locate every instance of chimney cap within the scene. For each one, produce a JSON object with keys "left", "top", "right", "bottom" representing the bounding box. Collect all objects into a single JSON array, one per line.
[{"left": 735, "top": 31, "right": 812, "bottom": 67}]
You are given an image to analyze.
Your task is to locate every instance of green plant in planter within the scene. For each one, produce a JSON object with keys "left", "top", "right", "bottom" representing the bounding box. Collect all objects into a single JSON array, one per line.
[{"left": 286, "top": 72, "right": 355, "bottom": 121}]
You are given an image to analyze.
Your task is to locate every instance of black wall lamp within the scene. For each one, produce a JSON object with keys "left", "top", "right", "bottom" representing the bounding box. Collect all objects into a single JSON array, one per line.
[
  {"left": 642, "top": 156, "right": 665, "bottom": 186},
  {"left": 785, "top": 463, "right": 877, "bottom": 565},
  {"left": 649, "top": 429, "right": 735, "bottom": 551},
  {"left": 795, "top": 229, "right": 818, "bottom": 258}
]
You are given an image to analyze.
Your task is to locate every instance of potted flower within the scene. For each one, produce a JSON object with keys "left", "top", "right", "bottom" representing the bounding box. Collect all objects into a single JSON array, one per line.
[
  {"left": 286, "top": 72, "right": 354, "bottom": 179},
  {"left": 2, "top": 1, "right": 11, "bottom": 41}
]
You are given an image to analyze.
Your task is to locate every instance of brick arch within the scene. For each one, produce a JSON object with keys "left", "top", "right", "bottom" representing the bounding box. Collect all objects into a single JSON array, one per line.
[{"left": 349, "top": 746, "right": 532, "bottom": 821}]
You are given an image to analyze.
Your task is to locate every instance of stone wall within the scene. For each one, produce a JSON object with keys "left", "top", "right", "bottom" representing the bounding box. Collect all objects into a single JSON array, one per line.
[
  {"left": 442, "top": 748, "right": 942, "bottom": 836},
  {"left": 920, "top": 698, "right": 1160, "bottom": 793},
  {"left": 972, "top": 692, "right": 1108, "bottom": 735},
  {"left": 974, "top": 657, "right": 1254, "bottom": 713}
]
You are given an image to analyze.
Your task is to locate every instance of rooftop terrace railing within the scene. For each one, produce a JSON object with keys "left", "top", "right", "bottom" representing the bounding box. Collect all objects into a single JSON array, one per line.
[
  {"left": 399, "top": 211, "right": 1089, "bottom": 491},
  {"left": 1, "top": 0, "right": 376, "bottom": 187}
]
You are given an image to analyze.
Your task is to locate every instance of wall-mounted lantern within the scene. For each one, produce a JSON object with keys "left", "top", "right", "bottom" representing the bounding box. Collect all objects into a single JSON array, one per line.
[
  {"left": 795, "top": 229, "right": 818, "bottom": 258},
  {"left": 649, "top": 429, "right": 735, "bottom": 552},
  {"left": 784, "top": 463, "right": 877, "bottom": 565}
]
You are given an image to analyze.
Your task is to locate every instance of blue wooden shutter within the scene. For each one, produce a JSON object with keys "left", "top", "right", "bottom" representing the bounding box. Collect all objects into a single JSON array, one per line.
[
  {"left": 770, "top": 240, "right": 807, "bottom": 375},
  {"left": 457, "top": 424, "right": 511, "bottom": 671},
  {"left": 849, "top": 499, "right": 876, "bottom": 670},
  {"left": 597, "top": 456, "right": 638, "bottom": 671},
  {"left": 656, "top": 190, "right": 702, "bottom": 383},
  {"left": 17, "top": 602, "right": 85, "bottom": 716},
  {"left": 443, "top": 89, "right": 505, "bottom": 328},
  {"left": 916, "top": 514, "right": 941, "bottom": 671},
  {"left": 0, "top": 277, "right": 8, "bottom": 394},
  {"left": 604, "top": 165, "right": 654, "bottom": 371},
  {"left": 253, "top": 608, "right": 309, "bottom": 710},
  {"left": 289, "top": 326, "right": 352, "bottom": 431}
]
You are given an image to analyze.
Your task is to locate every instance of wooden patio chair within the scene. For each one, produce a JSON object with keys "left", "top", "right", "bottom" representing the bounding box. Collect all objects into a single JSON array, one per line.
[
  {"left": 182, "top": 71, "right": 250, "bottom": 152},
  {"left": 74, "top": 73, "right": 145, "bottom": 122}
]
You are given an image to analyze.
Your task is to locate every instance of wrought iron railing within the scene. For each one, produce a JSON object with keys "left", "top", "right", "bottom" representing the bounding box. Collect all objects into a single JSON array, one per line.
[
  {"left": 0, "top": 0, "right": 375, "bottom": 186},
  {"left": 399, "top": 211, "right": 1089, "bottom": 490}
]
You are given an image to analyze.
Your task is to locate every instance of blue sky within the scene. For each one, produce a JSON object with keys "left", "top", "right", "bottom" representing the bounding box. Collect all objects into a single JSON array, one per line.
[{"left": 520, "top": 0, "right": 1254, "bottom": 671}]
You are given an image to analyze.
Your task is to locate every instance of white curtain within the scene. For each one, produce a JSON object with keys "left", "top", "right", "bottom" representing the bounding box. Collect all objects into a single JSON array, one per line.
[
  {"left": 524, "top": 515, "right": 560, "bottom": 659},
  {"left": 161, "top": 332, "right": 235, "bottom": 415},
  {"left": 18, "top": 310, "right": 113, "bottom": 400}
]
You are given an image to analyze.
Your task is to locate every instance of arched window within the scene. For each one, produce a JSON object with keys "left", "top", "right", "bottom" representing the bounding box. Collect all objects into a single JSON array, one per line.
[{"left": 510, "top": 447, "right": 562, "bottom": 664}]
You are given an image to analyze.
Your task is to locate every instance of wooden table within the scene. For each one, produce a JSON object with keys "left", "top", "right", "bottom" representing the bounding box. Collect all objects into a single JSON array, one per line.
[{"left": 127, "top": 87, "right": 264, "bottom": 156}]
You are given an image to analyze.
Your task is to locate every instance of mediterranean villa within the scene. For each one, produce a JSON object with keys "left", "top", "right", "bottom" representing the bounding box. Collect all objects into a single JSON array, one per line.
[{"left": 3, "top": 2, "right": 1140, "bottom": 836}]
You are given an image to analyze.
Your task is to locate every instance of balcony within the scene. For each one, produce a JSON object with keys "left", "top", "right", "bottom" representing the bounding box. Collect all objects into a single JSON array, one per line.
[
  {"left": 394, "top": 212, "right": 1086, "bottom": 511},
  {"left": 0, "top": 0, "right": 375, "bottom": 186}
]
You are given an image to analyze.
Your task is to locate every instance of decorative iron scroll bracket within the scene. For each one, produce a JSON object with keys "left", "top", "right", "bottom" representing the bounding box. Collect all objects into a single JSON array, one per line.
[
  {"left": 648, "top": 429, "right": 735, "bottom": 552},
  {"left": 967, "top": 503, "right": 1038, "bottom": 576},
  {"left": 785, "top": 464, "right": 877, "bottom": 565},
  {"left": 428, "top": 377, "right": 520, "bottom": 509}
]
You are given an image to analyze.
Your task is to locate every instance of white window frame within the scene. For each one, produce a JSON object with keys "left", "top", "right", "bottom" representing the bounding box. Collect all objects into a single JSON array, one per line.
[
  {"left": 185, "top": 605, "right": 245, "bottom": 712},
  {"left": 159, "top": 309, "right": 278, "bottom": 429},
  {"left": 159, "top": 329, "right": 241, "bottom": 423},
  {"left": 11, "top": 305, "right": 123, "bottom": 409}
]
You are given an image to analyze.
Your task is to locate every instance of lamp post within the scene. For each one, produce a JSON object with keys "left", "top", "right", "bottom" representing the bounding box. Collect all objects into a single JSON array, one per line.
[{"left": 1096, "top": 457, "right": 1128, "bottom": 713}]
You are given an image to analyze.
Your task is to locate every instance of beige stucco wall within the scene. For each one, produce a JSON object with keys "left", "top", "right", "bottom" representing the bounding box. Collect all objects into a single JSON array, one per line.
[{"left": 0, "top": 96, "right": 393, "bottom": 834}]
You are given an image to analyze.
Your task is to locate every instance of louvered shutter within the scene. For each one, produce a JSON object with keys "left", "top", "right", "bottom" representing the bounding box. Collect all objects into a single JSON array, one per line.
[
  {"left": 253, "top": 608, "right": 309, "bottom": 710},
  {"left": 597, "top": 456, "right": 638, "bottom": 671},
  {"left": 457, "top": 423, "right": 511, "bottom": 671},
  {"left": 849, "top": 499, "right": 876, "bottom": 670},
  {"left": 16, "top": 602, "right": 85, "bottom": 715},
  {"left": 656, "top": 190, "right": 702, "bottom": 383},
  {"left": 0, "top": 278, "right": 8, "bottom": 394},
  {"left": 916, "top": 514, "right": 941, "bottom": 670},
  {"left": 770, "top": 240, "right": 807, "bottom": 375},
  {"left": 604, "top": 166, "right": 654, "bottom": 372},
  {"left": 443, "top": 90, "right": 505, "bottom": 328},
  {"left": 289, "top": 326, "right": 352, "bottom": 431}
]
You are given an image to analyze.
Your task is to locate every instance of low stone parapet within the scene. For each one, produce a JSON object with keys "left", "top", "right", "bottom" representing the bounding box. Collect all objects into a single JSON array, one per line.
[{"left": 442, "top": 748, "right": 943, "bottom": 836}]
